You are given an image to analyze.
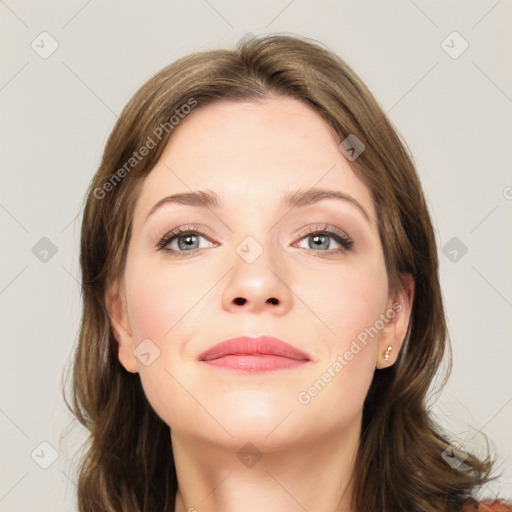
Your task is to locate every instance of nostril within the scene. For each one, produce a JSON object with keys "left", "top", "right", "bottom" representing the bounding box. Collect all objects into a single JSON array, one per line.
[{"left": 232, "top": 297, "right": 278, "bottom": 305}]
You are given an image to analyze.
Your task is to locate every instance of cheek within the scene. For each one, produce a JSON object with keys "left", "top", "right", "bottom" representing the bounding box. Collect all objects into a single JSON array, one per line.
[
  {"left": 124, "top": 255, "right": 205, "bottom": 348},
  {"left": 299, "top": 255, "right": 389, "bottom": 353},
  {"left": 123, "top": 257, "right": 208, "bottom": 426},
  {"left": 292, "top": 257, "right": 388, "bottom": 409}
]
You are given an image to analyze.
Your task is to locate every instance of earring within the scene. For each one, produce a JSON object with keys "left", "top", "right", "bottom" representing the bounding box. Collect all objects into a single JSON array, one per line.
[{"left": 384, "top": 345, "right": 393, "bottom": 362}]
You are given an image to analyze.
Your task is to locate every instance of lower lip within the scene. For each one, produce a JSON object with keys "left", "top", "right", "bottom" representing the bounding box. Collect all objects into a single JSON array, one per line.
[{"left": 201, "top": 355, "right": 309, "bottom": 372}]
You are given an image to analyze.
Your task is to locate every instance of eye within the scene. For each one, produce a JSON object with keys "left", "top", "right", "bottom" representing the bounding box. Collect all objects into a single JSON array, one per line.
[
  {"left": 294, "top": 224, "right": 354, "bottom": 256},
  {"left": 156, "top": 223, "right": 354, "bottom": 258},
  {"left": 156, "top": 226, "right": 217, "bottom": 256}
]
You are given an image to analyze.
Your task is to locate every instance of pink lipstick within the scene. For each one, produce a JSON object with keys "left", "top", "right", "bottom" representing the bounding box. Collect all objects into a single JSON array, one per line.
[{"left": 197, "top": 335, "right": 311, "bottom": 373}]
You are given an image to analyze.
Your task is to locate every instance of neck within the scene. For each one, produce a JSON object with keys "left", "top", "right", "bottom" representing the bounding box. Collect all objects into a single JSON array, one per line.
[{"left": 171, "top": 419, "right": 360, "bottom": 512}]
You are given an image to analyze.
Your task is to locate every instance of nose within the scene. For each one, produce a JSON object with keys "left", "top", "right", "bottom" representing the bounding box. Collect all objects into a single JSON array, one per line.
[{"left": 221, "top": 238, "right": 293, "bottom": 315}]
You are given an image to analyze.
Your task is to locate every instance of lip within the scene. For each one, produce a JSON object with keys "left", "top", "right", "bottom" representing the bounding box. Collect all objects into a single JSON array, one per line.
[{"left": 198, "top": 335, "right": 311, "bottom": 373}]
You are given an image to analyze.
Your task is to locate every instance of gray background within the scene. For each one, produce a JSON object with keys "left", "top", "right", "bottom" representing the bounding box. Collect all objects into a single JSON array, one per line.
[{"left": 1, "top": 0, "right": 511, "bottom": 509}]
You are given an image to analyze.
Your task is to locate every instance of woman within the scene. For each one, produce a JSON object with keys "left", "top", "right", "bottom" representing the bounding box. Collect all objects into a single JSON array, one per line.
[{"left": 64, "top": 33, "right": 511, "bottom": 511}]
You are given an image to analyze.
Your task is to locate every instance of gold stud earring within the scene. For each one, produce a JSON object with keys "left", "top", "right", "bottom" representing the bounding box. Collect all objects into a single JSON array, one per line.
[{"left": 384, "top": 345, "right": 393, "bottom": 362}]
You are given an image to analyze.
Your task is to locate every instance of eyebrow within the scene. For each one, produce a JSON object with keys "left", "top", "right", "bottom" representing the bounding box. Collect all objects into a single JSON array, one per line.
[{"left": 145, "top": 187, "right": 371, "bottom": 223}]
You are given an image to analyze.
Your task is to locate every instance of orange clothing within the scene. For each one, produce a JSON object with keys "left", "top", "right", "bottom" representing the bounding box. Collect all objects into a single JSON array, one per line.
[{"left": 462, "top": 499, "right": 512, "bottom": 511}]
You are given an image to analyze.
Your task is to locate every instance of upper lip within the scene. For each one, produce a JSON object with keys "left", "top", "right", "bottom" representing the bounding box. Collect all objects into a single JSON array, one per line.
[{"left": 198, "top": 335, "right": 311, "bottom": 362}]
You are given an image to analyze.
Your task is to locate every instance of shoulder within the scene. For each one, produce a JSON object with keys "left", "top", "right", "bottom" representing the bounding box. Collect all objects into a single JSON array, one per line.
[{"left": 462, "top": 499, "right": 512, "bottom": 511}]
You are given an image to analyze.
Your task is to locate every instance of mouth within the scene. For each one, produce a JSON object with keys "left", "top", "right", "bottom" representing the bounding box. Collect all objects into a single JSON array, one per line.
[{"left": 197, "top": 335, "right": 311, "bottom": 373}]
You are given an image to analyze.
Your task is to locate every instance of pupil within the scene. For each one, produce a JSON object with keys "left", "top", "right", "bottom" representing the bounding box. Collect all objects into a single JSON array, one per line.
[
  {"left": 312, "top": 234, "right": 328, "bottom": 249},
  {"left": 179, "top": 235, "right": 197, "bottom": 250}
]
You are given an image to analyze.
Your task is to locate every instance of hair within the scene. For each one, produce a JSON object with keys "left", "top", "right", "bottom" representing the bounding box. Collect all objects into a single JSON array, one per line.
[{"left": 63, "top": 33, "right": 499, "bottom": 511}]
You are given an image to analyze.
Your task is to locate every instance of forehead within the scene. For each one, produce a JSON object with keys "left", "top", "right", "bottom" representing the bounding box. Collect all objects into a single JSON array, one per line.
[{"left": 133, "top": 97, "right": 376, "bottom": 223}]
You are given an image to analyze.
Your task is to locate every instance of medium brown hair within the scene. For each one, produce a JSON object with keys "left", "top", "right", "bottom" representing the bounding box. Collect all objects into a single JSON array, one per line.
[{"left": 63, "top": 33, "right": 497, "bottom": 511}]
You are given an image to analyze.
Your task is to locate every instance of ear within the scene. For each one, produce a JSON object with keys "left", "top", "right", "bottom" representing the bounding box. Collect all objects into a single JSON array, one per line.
[
  {"left": 105, "top": 279, "right": 138, "bottom": 373},
  {"left": 376, "top": 273, "right": 415, "bottom": 369}
]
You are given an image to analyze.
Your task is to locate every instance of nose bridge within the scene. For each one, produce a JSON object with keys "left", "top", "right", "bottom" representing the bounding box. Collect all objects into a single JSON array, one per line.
[
  {"left": 233, "top": 229, "right": 280, "bottom": 282},
  {"left": 228, "top": 200, "right": 278, "bottom": 264}
]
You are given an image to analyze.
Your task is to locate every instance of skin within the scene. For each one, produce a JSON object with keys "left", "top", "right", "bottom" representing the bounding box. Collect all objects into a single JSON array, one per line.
[{"left": 106, "top": 96, "right": 414, "bottom": 512}]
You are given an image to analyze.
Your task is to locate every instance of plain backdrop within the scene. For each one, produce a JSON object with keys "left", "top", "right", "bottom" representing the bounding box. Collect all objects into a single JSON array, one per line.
[{"left": 1, "top": 1, "right": 511, "bottom": 509}]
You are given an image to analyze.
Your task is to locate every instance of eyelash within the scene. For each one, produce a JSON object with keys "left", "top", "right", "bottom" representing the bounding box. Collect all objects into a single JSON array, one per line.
[{"left": 156, "top": 223, "right": 354, "bottom": 258}]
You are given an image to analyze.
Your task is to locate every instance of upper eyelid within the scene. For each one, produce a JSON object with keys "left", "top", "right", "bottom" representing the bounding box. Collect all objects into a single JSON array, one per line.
[
  {"left": 159, "top": 224, "right": 350, "bottom": 239},
  {"left": 156, "top": 226, "right": 215, "bottom": 247},
  {"left": 157, "top": 224, "right": 353, "bottom": 250}
]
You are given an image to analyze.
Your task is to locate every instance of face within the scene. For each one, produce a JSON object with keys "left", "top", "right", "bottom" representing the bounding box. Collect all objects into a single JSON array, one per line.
[{"left": 107, "top": 96, "right": 412, "bottom": 451}]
